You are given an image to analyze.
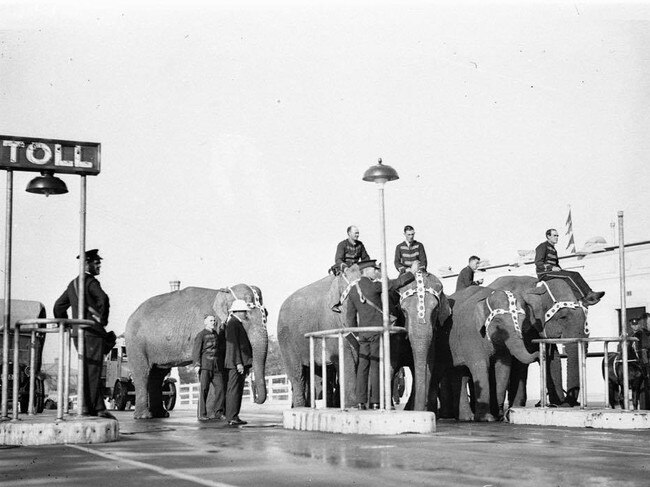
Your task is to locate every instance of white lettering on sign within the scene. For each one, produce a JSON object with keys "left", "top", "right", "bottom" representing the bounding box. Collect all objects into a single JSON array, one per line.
[
  {"left": 73, "top": 145, "right": 92, "bottom": 169},
  {"left": 2, "top": 141, "right": 25, "bottom": 162},
  {"left": 54, "top": 144, "right": 73, "bottom": 167},
  {"left": 26, "top": 142, "right": 53, "bottom": 165}
]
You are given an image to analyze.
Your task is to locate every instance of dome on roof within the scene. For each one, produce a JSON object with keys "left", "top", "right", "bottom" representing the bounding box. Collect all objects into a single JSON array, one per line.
[
  {"left": 580, "top": 236, "right": 607, "bottom": 253},
  {"left": 585, "top": 236, "right": 607, "bottom": 245}
]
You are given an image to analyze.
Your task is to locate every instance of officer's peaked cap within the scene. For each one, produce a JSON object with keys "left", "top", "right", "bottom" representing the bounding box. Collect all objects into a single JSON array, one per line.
[
  {"left": 76, "top": 249, "right": 102, "bottom": 261},
  {"left": 357, "top": 259, "right": 379, "bottom": 270}
]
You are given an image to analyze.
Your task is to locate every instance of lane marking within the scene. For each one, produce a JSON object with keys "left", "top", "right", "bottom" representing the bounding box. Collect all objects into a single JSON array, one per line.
[{"left": 67, "top": 444, "right": 239, "bottom": 487}]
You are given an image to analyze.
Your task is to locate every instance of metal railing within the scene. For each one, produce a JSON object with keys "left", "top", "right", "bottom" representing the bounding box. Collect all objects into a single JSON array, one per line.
[
  {"left": 533, "top": 336, "right": 639, "bottom": 410},
  {"left": 305, "top": 326, "right": 407, "bottom": 411},
  {"left": 7, "top": 318, "right": 95, "bottom": 420}
]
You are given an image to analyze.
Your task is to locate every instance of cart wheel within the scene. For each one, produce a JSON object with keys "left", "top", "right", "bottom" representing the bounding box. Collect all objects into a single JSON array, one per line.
[
  {"left": 113, "top": 381, "right": 128, "bottom": 411},
  {"left": 163, "top": 380, "right": 176, "bottom": 411}
]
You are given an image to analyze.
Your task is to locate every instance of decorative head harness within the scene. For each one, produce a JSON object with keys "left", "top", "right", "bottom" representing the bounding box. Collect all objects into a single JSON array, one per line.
[
  {"left": 227, "top": 285, "right": 267, "bottom": 324},
  {"left": 399, "top": 271, "right": 441, "bottom": 323},
  {"left": 536, "top": 281, "right": 589, "bottom": 335},
  {"left": 483, "top": 290, "right": 526, "bottom": 341}
]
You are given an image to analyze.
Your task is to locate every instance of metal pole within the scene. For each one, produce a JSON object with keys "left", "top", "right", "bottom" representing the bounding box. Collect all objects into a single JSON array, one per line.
[
  {"left": 604, "top": 341, "right": 610, "bottom": 408},
  {"left": 28, "top": 330, "right": 35, "bottom": 415},
  {"left": 77, "top": 176, "right": 87, "bottom": 415},
  {"left": 377, "top": 183, "right": 392, "bottom": 410},
  {"left": 63, "top": 327, "right": 70, "bottom": 414},
  {"left": 1, "top": 170, "right": 13, "bottom": 419},
  {"left": 539, "top": 342, "right": 546, "bottom": 408},
  {"left": 57, "top": 323, "right": 65, "bottom": 420},
  {"left": 309, "top": 336, "right": 315, "bottom": 409},
  {"left": 338, "top": 333, "right": 345, "bottom": 410},
  {"left": 617, "top": 211, "right": 630, "bottom": 410},
  {"left": 321, "top": 337, "right": 327, "bottom": 408},
  {"left": 578, "top": 341, "right": 586, "bottom": 409},
  {"left": 379, "top": 334, "right": 385, "bottom": 410},
  {"left": 12, "top": 322, "right": 19, "bottom": 419}
]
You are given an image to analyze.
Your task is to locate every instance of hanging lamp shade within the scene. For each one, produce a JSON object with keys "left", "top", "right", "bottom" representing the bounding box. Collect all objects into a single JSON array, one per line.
[
  {"left": 362, "top": 158, "right": 399, "bottom": 183},
  {"left": 26, "top": 171, "right": 68, "bottom": 196}
]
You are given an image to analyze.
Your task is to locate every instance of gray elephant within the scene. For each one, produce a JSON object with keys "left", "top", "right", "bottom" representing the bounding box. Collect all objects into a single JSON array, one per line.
[
  {"left": 125, "top": 285, "right": 268, "bottom": 419},
  {"left": 445, "top": 286, "right": 540, "bottom": 421},
  {"left": 278, "top": 266, "right": 361, "bottom": 408},
  {"left": 489, "top": 276, "right": 589, "bottom": 407}
]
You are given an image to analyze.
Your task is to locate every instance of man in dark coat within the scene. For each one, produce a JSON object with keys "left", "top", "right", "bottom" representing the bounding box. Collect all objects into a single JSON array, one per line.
[
  {"left": 394, "top": 225, "right": 428, "bottom": 273},
  {"left": 346, "top": 259, "right": 418, "bottom": 409},
  {"left": 193, "top": 314, "right": 227, "bottom": 421},
  {"left": 333, "top": 225, "right": 370, "bottom": 274},
  {"left": 456, "top": 255, "right": 484, "bottom": 292},
  {"left": 224, "top": 299, "right": 253, "bottom": 425},
  {"left": 53, "top": 249, "right": 114, "bottom": 418},
  {"left": 535, "top": 228, "right": 604, "bottom": 305}
]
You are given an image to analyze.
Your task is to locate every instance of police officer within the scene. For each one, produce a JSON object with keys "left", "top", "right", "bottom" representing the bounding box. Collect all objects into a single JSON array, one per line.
[
  {"left": 53, "top": 249, "right": 114, "bottom": 419},
  {"left": 535, "top": 228, "right": 604, "bottom": 305},
  {"left": 193, "top": 314, "right": 227, "bottom": 421},
  {"left": 394, "top": 225, "right": 428, "bottom": 274},
  {"left": 333, "top": 225, "right": 370, "bottom": 274},
  {"left": 224, "top": 299, "right": 253, "bottom": 426},
  {"left": 346, "top": 259, "right": 418, "bottom": 409}
]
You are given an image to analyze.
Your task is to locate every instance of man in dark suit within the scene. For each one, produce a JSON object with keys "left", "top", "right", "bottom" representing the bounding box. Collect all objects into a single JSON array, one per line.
[
  {"left": 193, "top": 314, "right": 227, "bottom": 421},
  {"left": 224, "top": 299, "right": 253, "bottom": 425},
  {"left": 346, "top": 259, "right": 417, "bottom": 409},
  {"left": 456, "top": 255, "right": 483, "bottom": 292},
  {"left": 53, "top": 249, "right": 114, "bottom": 419}
]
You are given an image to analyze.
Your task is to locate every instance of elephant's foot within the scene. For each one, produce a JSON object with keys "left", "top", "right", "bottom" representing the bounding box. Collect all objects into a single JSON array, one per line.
[
  {"left": 151, "top": 408, "right": 170, "bottom": 418},
  {"left": 134, "top": 408, "right": 153, "bottom": 420},
  {"left": 458, "top": 412, "right": 474, "bottom": 422},
  {"left": 474, "top": 412, "right": 496, "bottom": 422}
]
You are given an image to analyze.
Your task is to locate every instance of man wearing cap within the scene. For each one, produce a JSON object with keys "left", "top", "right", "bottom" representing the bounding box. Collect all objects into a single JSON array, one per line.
[
  {"left": 346, "top": 259, "right": 418, "bottom": 409},
  {"left": 332, "top": 225, "right": 370, "bottom": 275},
  {"left": 54, "top": 249, "right": 114, "bottom": 419},
  {"left": 535, "top": 228, "right": 605, "bottom": 305},
  {"left": 456, "top": 255, "right": 484, "bottom": 292},
  {"left": 224, "top": 299, "right": 253, "bottom": 426},
  {"left": 394, "top": 225, "right": 427, "bottom": 274},
  {"left": 193, "top": 314, "right": 227, "bottom": 421}
]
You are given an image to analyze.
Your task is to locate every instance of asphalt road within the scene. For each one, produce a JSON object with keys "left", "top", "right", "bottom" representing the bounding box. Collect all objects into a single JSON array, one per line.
[{"left": 1, "top": 404, "right": 649, "bottom": 487}]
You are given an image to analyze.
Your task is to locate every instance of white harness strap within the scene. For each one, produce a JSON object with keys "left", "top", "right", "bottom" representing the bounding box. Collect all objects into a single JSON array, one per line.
[
  {"left": 483, "top": 290, "right": 525, "bottom": 341},
  {"left": 339, "top": 275, "right": 359, "bottom": 304},
  {"left": 228, "top": 285, "right": 268, "bottom": 324},
  {"left": 399, "top": 271, "right": 440, "bottom": 322},
  {"left": 536, "top": 281, "right": 589, "bottom": 334}
]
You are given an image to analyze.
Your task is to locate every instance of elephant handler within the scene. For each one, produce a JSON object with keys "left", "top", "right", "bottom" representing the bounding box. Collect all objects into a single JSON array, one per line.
[
  {"left": 455, "top": 255, "right": 484, "bottom": 292},
  {"left": 224, "top": 299, "right": 253, "bottom": 426},
  {"left": 394, "top": 225, "right": 428, "bottom": 274},
  {"left": 535, "top": 228, "right": 605, "bottom": 305},
  {"left": 53, "top": 249, "right": 115, "bottom": 419},
  {"left": 346, "top": 259, "right": 418, "bottom": 409},
  {"left": 193, "top": 314, "right": 227, "bottom": 421},
  {"left": 331, "top": 225, "right": 370, "bottom": 276}
]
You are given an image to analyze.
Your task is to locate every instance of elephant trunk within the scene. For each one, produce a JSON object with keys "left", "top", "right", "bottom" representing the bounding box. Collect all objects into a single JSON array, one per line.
[
  {"left": 249, "top": 318, "right": 268, "bottom": 404},
  {"left": 506, "top": 336, "right": 539, "bottom": 365}
]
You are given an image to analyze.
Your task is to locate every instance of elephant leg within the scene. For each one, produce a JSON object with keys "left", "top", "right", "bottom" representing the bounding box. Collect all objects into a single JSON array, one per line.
[
  {"left": 437, "top": 369, "right": 456, "bottom": 419},
  {"left": 148, "top": 366, "right": 170, "bottom": 417},
  {"left": 493, "top": 355, "right": 511, "bottom": 419},
  {"left": 285, "top": 353, "right": 307, "bottom": 407},
  {"left": 456, "top": 368, "right": 473, "bottom": 422},
  {"left": 562, "top": 343, "right": 580, "bottom": 406},
  {"left": 469, "top": 360, "right": 495, "bottom": 422},
  {"left": 130, "top": 345, "right": 153, "bottom": 419},
  {"left": 507, "top": 359, "right": 526, "bottom": 407},
  {"left": 544, "top": 345, "right": 565, "bottom": 405}
]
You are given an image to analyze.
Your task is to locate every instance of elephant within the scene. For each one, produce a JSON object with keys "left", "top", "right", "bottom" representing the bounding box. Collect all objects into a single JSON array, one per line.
[
  {"left": 278, "top": 266, "right": 362, "bottom": 408},
  {"left": 125, "top": 285, "right": 268, "bottom": 419},
  {"left": 489, "top": 276, "right": 589, "bottom": 408},
  {"left": 444, "top": 286, "right": 540, "bottom": 421}
]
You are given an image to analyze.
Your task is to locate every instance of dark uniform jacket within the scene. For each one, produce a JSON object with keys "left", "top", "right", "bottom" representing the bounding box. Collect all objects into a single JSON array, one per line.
[
  {"left": 225, "top": 315, "right": 253, "bottom": 369},
  {"left": 456, "top": 266, "right": 478, "bottom": 292},
  {"left": 335, "top": 239, "right": 370, "bottom": 270},
  {"left": 535, "top": 241, "right": 559, "bottom": 276},
  {"left": 394, "top": 240, "right": 427, "bottom": 273},
  {"left": 193, "top": 328, "right": 226, "bottom": 371},
  {"left": 53, "top": 273, "right": 109, "bottom": 334},
  {"left": 346, "top": 272, "right": 414, "bottom": 338}
]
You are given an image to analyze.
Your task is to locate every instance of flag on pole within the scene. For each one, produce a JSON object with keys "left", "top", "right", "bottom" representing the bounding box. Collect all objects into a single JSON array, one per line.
[{"left": 565, "top": 208, "right": 576, "bottom": 253}]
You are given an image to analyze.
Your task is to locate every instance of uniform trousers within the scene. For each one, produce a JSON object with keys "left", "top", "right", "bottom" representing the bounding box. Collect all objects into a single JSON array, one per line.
[
  {"left": 539, "top": 270, "right": 592, "bottom": 299},
  {"left": 225, "top": 368, "right": 247, "bottom": 421},
  {"left": 356, "top": 334, "right": 381, "bottom": 404},
  {"left": 73, "top": 329, "right": 106, "bottom": 415},
  {"left": 198, "top": 369, "right": 226, "bottom": 418}
]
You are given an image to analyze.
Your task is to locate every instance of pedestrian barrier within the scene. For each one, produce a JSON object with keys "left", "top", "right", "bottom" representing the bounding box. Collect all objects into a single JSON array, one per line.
[
  {"left": 533, "top": 336, "right": 639, "bottom": 409},
  {"left": 177, "top": 374, "right": 292, "bottom": 408}
]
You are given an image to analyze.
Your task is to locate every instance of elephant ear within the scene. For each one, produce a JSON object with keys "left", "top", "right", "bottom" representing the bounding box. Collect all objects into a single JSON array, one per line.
[
  {"left": 522, "top": 286, "right": 546, "bottom": 325},
  {"left": 251, "top": 285, "right": 264, "bottom": 304},
  {"left": 473, "top": 297, "right": 489, "bottom": 338},
  {"left": 436, "top": 292, "right": 452, "bottom": 328},
  {"left": 212, "top": 290, "right": 233, "bottom": 324}
]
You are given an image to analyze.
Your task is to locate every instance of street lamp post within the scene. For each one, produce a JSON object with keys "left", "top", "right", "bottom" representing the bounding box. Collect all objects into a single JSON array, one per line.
[{"left": 363, "top": 158, "right": 399, "bottom": 410}]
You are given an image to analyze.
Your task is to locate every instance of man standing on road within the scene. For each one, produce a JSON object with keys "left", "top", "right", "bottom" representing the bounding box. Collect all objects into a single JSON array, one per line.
[
  {"left": 456, "top": 255, "right": 484, "bottom": 292},
  {"left": 224, "top": 299, "right": 253, "bottom": 426},
  {"left": 535, "top": 228, "right": 604, "bottom": 305},
  {"left": 332, "top": 225, "right": 370, "bottom": 275},
  {"left": 193, "top": 314, "right": 227, "bottom": 421},
  {"left": 54, "top": 249, "right": 115, "bottom": 419},
  {"left": 346, "top": 259, "right": 418, "bottom": 409},
  {"left": 394, "top": 225, "right": 428, "bottom": 274}
]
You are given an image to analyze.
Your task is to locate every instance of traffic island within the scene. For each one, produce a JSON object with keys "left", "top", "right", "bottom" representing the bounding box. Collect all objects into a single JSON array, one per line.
[
  {"left": 0, "top": 415, "right": 119, "bottom": 446},
  {"left": 507, "top": 407, "right": 650, "bottom": 430},
  {"left": 283, "top": 407, "right": 436, "bottom": 435}
]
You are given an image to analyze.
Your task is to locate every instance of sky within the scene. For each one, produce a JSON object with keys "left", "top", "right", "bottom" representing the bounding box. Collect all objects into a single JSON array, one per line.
[{"left": 1, "top": 1, "right": 650, "bottom": 352}]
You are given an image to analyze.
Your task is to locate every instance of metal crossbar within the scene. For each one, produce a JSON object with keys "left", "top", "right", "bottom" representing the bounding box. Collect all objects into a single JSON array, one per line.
[
  {"left": 532, "top": 336, "right": 639, "bottom": 410},
  {"left": 304, "top": 326, "right": 407, "bottom": 411}
]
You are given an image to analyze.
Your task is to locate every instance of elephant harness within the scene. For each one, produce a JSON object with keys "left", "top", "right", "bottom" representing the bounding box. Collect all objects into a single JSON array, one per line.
[
  {"left": 536, "top": 281, "right": 589, "bottom": 335},
  {"left": 483, "top": 290, "right": 525, "bottom": 341}
]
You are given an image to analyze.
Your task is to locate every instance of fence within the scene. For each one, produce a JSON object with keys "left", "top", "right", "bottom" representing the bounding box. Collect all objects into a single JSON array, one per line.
[{"left": 177, "top": 374, "right": 292, "bottom": 409}]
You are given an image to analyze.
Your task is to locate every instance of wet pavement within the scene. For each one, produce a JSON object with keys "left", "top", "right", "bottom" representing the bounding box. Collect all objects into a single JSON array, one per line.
[{"left": 1, "top": 404, "right": 649, "bottom": 487}]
